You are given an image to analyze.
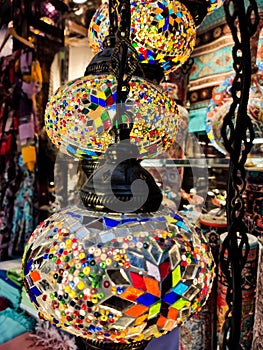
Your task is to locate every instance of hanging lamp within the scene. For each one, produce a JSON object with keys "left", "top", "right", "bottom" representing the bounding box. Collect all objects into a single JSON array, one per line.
[
  {"left": 88, "top": 0, "right": 226, "bottom": 77},
  {"left": 22, "top": 1, "right": 215, "bottom": 349}
]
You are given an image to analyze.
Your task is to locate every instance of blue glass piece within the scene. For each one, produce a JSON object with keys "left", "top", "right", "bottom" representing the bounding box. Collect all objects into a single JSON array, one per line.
[
  {"left": 104, "top": 217, "right": 120, "bottom": 228},
  {"left": 127, "top": 251, "right": 145, "bottom": 269},
  {"left": 66, "top": 144, "right": 77, "bottom": 155},
  {"left": 30, "top": 285, "right": 41, "bottom": 297},
  {"left": 90, "top": 95, "right": 98, "bottom": 104},
  {"left": 137, "top": 293, "right": 158, "bottom": 306},
  {"left": 24, "top": 259, "right": 33, "bottom": 275},
  {"left": 155, "top": 216, "right": 166, "bottom": 222},
  {"left": 98, "top": 98, "right": 107, "bottom": 108},
  {"left": 121, "top": 218, "right": 137, "bottom": 224},
  {"left": 176, "top": 221, "right": 191, "bottom": 232},
  {"left": 163, "top": 292, "right": 180, "bottom": 305},
  {"left": 28, "top": 289, "right": 39, "bottom": 306},
  {"left": 171, "top": 213, "right": 183, "bottom": 221},
  {"left": 172, "top": 282, "right": 189, "bottom": 295}
]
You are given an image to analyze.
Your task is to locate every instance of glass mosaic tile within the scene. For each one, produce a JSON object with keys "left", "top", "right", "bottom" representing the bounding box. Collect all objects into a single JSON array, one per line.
[
  {"left": 106, "top": 269, "right": 130, "bottom": 285},
  {"left": 100, "top": 296, "right": 134, "bottom": 312},
  {"left": 137, "top": 293, "right": 159, "bottom": 307}
]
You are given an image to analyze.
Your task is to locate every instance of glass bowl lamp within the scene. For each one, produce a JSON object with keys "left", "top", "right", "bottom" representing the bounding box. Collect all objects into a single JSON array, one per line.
[
  {"left": 206, "top": 63, "right": 263, "bottom": 155},
  {"left": 22, "top": 203, "right": 214, "bottom": 347},
  {"left": 88, "top": 0, "right": 198, "bottom": 76},
  {"left": 44, "top": 74, "right": 179, "bottom": 160}
]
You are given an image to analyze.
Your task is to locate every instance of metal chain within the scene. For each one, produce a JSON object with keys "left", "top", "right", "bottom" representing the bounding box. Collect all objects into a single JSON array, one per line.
[
  {"left": 220, "top": 0, "right": 259, "bottom": 349},
  {"left": 110, "top": 0, "right": 139, "bottom": 104}
]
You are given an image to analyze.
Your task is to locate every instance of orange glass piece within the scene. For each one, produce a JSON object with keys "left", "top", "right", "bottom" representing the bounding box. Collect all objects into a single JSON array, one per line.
[
  {"left": 120, "top": 287, "right": 144, "bottom": 301},
  {"left": 157, "top": 315, "right": 167, "bottom": 327},
  {"left": 167, "top": 307, "right": 179, "bottom": 320},
  {"left": 134, "top": 313, "right": 148, "bottom": 326},
  {"left": 144, "top": 276, "right": 160, "bottom": 297},
  {"left": 30, "top": 270, "right": 41, "bottom": 282},
  {"left": 125, "top": 304, "right": 149, "bottom": 317}
]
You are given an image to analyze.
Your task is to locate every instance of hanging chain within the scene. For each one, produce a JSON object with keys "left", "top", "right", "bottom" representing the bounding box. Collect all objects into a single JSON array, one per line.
[
  {"left": 220, "top": 0, "right": 259, "bottom": 349},
  {"left": 110, "top": 0, "right": 139, "bottom": 103},
  {"left": 109, "top": 0, "right": 139, "bottom": 141}
]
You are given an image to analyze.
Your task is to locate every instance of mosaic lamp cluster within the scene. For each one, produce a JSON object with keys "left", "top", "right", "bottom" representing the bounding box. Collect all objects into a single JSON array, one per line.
[
  {"left": 206, "top": 63, "right": 263, "bottom": 154},
  {"left": 88, "top": 0, "right": 196, "bottom": 75},
  {"left": 22, "top": 206, "right": 215, "bottom": 344},
  {"left": 45, "top": 74, "right": 179, "bottom": 160}
]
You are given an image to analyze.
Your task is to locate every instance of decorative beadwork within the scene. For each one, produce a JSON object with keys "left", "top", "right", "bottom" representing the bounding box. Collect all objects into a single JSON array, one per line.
[
  {"left": 45, "top": 74, "right": 179, "bottom": 159},
  {"left": 88, "top": 1, "right": 196, "bottom": 75},
  {"left": 22, "top": 206, "right": 215, "bottom": 344}
]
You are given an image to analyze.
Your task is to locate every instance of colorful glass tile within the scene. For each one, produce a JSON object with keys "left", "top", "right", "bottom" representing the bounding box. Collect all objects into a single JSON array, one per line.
[
  {"left": 172, "top": 282, "right": 189, "bottom": 296},
  {"left": 172, "top": 265, "right": 181, "bottom": 287},
  {"left": 167, "top": 306, "right": 179, "bottom": 320},
  {"left": 45, "top": 75, "right": 179, "bottom": 160},
  {"left": 144, "top": 276, "right": 160, "bottom": 297},
  {"left": 148, "top": 301, "right": 162, "bottom": 319},
  {"left": 134, "top": 313, "right": 148, "bottom": 326},
  {"left": 120, "top": 286, "right": 144, "bottom": 302},
  {"left": 137, "top": 293, "right": 159, "bottom": 307},
  {"left": 172, "top": 298, "right": 190, "bottom": 310},
  {"left": 89, "top": 1, "right": 196, "bottom": 75},
  {"left": 125, "top": 304, "right": 149, "bottom": 317},
  {"left": 163, "top": 292, "right": 180, "bottom": 305},
  {"left": 130, "top": 271, "right": 147, "bottom": 291}
]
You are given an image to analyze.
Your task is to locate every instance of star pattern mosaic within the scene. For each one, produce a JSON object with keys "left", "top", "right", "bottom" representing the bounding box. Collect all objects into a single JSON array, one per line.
[
  {"left": 88, "top": 0, "right": 196, "bottom": 75},
  {"left": 23, "top": 206, "right": 215, "bottom": 344},
  {"left": 45, "top": 74, "right": 179, "bottom": 159}
]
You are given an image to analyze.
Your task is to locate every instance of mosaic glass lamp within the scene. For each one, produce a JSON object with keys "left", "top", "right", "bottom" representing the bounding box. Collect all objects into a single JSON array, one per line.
[
  {"left": 88, "top": 0, "right": 198, "bottom": 76},
  {"left": 44, "top": 74, "right": 179, "bottom": 160},
  {"left": 22, "top": 196, "right": 214, "bottom": 348},
  {"left": 206, "top": 63, "right": 263, "bottom": 154}
]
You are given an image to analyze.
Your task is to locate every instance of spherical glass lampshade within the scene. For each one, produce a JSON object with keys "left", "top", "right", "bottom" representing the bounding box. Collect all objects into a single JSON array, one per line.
[
  {"left": 206, "top": 0, "right": 225, "bottom": 14},
  {"left": 23, "top": 206, "right": 214, "bottom": 344},
  {"left": 88, "top": 1, "right": 196, "bottom": 75},
  {"left": 45, "top": 74, "right": 179, "bottom": 160},
  {"left": 206, "top": 65, "right": 263, "bottom": 154}
]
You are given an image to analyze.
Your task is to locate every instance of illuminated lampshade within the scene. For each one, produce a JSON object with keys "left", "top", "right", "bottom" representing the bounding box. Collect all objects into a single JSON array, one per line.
[
  {"left": 160, "top": 81, "right": 189, "bottom": 146},
  {"left": 206, "top": 0, "right": 225, "bottom": 14},
  {"left": 22, "top": 205, "right": 214, "bottom": 345},
  {"left": 45, "top": 74, "right": 179, "bottom": 159},
  {"left": 206, "top": 64, "right": 263, "bottom": 154},
  {"left": 88, "top": 1, "right": 196, "bottom": 75}
]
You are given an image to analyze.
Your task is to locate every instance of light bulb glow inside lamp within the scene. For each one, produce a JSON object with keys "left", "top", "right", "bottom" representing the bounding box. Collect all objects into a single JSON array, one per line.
[{"left": 23, "top": 1, "right": 215, "bottom": 349}]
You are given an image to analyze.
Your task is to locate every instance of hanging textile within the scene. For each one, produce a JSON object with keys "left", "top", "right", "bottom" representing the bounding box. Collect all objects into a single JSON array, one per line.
[{"left": 0, "top": 47, "right": 42, "bottom": 260}]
